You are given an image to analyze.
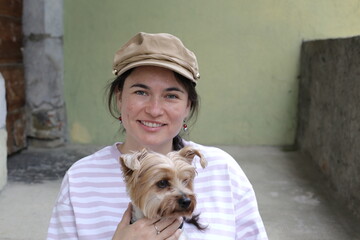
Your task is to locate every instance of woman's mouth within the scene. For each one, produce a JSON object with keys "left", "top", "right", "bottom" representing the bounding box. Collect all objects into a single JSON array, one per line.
[{"left": 139, "top": 121, "right": 166, "bottom": 128}]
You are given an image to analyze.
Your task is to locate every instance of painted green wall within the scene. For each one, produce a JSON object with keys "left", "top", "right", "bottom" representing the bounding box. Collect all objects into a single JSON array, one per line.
[{"left": 64, "top": 0, "right": 360, "bottom": 146}]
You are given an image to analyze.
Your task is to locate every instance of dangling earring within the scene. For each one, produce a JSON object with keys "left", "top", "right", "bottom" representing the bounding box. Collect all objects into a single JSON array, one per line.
[
  {"left": 183, "top": 121, "right": 188, "bottom": 132},
  {"left": 118, "top": 116, "right": 122, "bottom": 124}
]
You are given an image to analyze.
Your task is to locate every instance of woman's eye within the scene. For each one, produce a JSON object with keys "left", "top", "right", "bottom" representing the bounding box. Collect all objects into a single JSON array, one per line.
[
  {"left": 134, "top": 90, "right": 147, "bottom": 96},
  {"left": 166, "top": 94, "right": 179, "bottom": 99},
  {"left": 156, "top": 180, "right": 170, "bottom": 189}
]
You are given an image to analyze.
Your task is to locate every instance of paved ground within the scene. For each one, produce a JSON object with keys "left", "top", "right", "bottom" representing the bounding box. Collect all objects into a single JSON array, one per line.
[{"left": 1, "top": 146, "right": 360, "bottom": 240}]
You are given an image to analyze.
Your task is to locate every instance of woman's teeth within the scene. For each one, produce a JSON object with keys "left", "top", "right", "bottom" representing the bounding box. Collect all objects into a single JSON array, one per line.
[{"left": 141, "top": 121, "right": 163, "bottom": 128}]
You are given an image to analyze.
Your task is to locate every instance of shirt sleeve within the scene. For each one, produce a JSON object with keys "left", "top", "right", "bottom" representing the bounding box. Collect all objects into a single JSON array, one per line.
[
  {"left": 47, "top": 174, "right": 79, "bottom": 240},
  {"left": 216, "top": 146, "right": 268, "bottom": 240},
  {"left": 235, "top": 187, "right": 268, "bottom": 240}
]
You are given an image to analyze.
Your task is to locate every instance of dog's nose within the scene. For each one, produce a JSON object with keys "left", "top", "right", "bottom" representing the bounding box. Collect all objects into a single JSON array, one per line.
[{"left": 178, "top": 196, "right": 191, "bottom": 209}]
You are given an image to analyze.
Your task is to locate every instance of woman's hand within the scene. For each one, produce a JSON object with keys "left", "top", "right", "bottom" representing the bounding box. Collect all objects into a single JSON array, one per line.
[{"left": 112, "top": 203, "right": 183, "bottom": 240}]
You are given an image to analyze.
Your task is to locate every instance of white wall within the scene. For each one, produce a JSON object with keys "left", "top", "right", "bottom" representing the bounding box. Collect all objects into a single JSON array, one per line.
[{"left": 0, "top": 73, "right": 7, "bottom": 190}]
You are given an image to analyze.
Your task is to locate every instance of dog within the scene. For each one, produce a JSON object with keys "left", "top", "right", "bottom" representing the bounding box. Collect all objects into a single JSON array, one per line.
[{"left": 119, "top": 146, "right": 207, "bottom": 239}]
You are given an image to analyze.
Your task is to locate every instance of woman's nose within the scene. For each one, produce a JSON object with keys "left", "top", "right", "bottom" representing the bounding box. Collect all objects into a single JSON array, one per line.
[{"left": 145, "top": 97, "right": 164, "bottom": 117}]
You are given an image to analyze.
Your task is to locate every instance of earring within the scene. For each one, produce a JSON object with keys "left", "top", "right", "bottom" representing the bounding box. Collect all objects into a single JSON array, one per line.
[
  {"left": 118, "top": 116, "right": 122, "bottom": 124},
  {"left": 183, "top": 122, "right": 188, "bottom": 132}
]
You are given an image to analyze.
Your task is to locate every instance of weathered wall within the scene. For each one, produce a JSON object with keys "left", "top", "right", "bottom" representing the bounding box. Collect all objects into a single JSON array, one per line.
[
  {"left": 63, "top": 0, "right": 360, "bottom": 146},
  {"left": 0, "top": 0, "right": 26, "bottom": 154},
  {"left": 297, "top": 36, "right": 360, "bottom": 217},
  {"left": 23, "top": 0, "right": 65, "bottom": 147}
]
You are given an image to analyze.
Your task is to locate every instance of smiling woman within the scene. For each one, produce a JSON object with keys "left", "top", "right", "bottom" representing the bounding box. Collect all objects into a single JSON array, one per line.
[{"left": 47, "top": 32, "right": 268, "bottom": 240}]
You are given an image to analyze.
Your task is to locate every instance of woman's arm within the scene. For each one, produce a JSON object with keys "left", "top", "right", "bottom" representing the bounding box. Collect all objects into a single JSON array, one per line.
[{"left": 47, "top": 175, "right": 78, "bottom": 239}]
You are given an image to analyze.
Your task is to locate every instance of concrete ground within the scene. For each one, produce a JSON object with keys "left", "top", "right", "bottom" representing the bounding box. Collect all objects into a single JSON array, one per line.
[{"left": 1, "top": 146, "right": 360, "bottom": 240}]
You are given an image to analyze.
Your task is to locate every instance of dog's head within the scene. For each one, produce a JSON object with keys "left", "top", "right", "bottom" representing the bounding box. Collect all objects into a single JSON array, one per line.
[{"left": 119, "top": 146, "right": 207, "bottom": 219}]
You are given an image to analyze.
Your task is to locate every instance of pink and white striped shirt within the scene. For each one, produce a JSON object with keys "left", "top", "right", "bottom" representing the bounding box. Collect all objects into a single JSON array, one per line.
[{"left": 47, "top": 141, "right": 268, "bottom": 240}]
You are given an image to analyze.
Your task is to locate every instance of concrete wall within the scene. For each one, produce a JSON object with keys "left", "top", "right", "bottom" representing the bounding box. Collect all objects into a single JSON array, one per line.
[
  {"left": 23, "top": 0, "right": 65, "bottom": 147},
  {"left": 63, "top": 0, "right": 360, "bottom": 146},
  {"left": 0, "top": 73, "right": 7, "bottom": 190},
  {"left": 297, "top": 36, "right": 360, "bottom": 218}
]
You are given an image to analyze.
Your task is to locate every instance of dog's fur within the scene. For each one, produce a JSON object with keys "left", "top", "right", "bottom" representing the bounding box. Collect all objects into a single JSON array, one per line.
[{"left": 119, "top": 146, "right": 207, "bottom": 238}]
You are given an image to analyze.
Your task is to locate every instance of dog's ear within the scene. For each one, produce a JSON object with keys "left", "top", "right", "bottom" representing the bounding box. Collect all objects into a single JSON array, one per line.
[
  {"left": 179, "top": 146, "right": 207, "bottom": 168},
  {"left": 119, "top": 148, "right": 148, "bottom": 178}
]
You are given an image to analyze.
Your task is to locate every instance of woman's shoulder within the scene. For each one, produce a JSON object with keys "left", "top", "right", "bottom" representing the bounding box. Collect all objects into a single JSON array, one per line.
[
  {"left": 185, "top": 141, "right": 253, "bottom": 193},
  {"left": 67, "top": 143, "right": 121, "bottom": 173},
  {"left": 184, "top": 140, "right": 231, "bottom": 157},
  {"left": 183, "top": 140, "right": 244, "bottom": 173}
]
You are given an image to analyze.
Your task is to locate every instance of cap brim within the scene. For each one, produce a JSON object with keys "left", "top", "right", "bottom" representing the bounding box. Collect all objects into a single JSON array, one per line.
[{"left": 116, "top": 59, "right": 196, "bottom": 84}]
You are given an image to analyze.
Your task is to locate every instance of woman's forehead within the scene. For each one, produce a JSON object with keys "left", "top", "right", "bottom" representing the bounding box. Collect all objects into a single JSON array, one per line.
[{"left": 125, "top": 66, "right": 186, "bottom": 90}]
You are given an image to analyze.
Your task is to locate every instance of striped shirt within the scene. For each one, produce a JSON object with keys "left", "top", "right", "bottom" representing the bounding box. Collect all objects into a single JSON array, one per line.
[{"left": 47, "top": 141, "right": 268, "bottom": 240}]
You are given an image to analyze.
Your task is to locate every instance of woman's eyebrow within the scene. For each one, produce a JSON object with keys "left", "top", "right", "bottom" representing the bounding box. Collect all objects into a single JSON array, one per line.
[
  {"left": 130, "top": 83, "right": 149, "bottom": 89},
  {"left": 165, "top": 87, "right": 185, "bottom": 93},
  {"left": 130, "top": 84, "right": 185, "bottom": 93}
]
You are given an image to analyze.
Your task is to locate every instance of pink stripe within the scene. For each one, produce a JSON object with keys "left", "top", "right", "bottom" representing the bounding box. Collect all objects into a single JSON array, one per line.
[
  {"left": 201, "top": 163, "right": 229, "bottom": 171},
  {"left": 47, "top": 232, "right": 78, "bottom": 239},
  {"left": 49, "top": 221, "right": 76, "bottom": 228},
  {"left": 195, "top": 184, "right": 231, "bottom": 192},
  {"left": 76, "top": 221, "right": 119, "bottom": 229},
  {"left": 197, "top": 195, "right": 232, "bottom": 202},
  {"left": 198, "top": 207, "right": 235, "bottom": 215},
  {"left": 55, "top": 210, "right": 75, "bottom": 217},
  {"left": 74, "top": 211, "right": 124, "bottom": 219},
  {"left": 70, "top": 172, "right": 121, "bottom": 178},
  {"left": 71, "top": 163, "right": 119, "bottom": 171},
  {"left": 235, "top": 192, "right": 256, "bottom": 210},
  {"left": 70, "top": 181, "right": 124, "bottom": 188},
  {"left": 70, "top": 191, "right": 127, "bottom": 198},
  {"left": 77, "top": 231, "right": 114, "bottom": 239},
  {"left": 238, "top": 226, "right": 261, "bottom": 238},
  {"left": 72, "top": 201, "right": 125, "bottom": 209},
  {"left": 187, "top": 226, "right": 235, "bottom": 236},
  {"left": 195, "top": 173, "right": 230, "bottom": 182}
]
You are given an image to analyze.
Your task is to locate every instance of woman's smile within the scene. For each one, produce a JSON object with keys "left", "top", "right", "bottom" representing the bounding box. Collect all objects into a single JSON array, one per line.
[{"left": 138, "top": 120, "right": 166, "bottom": 128}]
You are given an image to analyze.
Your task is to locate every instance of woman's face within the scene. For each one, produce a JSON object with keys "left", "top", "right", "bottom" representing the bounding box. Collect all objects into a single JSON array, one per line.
[{"left": 117, "top": 66, "right": 191, "bottom": 153}]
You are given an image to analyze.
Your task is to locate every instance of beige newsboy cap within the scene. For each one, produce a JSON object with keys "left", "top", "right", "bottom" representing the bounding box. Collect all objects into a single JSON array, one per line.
[{"left": 112, "top": 32, "right": 200, "bottom": 83}]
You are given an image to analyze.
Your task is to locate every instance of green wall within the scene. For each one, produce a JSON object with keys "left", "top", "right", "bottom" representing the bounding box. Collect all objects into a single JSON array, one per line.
[{"left": 64, "top": 0, "right": 360, "bottom": 146}]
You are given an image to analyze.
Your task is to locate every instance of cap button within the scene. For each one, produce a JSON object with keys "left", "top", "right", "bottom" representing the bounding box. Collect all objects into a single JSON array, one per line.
[
  {"left": 195, "top": 73, "right": 200, "bottom": 79},
  {"left": 112, "top": 69, "right": 118, "bottom": 75}
]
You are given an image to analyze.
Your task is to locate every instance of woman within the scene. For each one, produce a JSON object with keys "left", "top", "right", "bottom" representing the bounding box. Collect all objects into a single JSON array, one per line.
[{"left": 47, "top": 32, "right": 268, "bottom": 240}]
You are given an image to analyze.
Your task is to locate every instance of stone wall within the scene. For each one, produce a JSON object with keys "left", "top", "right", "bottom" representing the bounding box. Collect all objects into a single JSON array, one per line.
[{"left": 297, "top": 36, "right": 360, "bottom": 218}]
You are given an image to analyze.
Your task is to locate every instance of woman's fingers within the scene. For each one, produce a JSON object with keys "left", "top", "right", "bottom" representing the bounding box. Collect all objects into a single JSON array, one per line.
[
  {"left": 119, "top": 203, "right": 132, "bottom": 226},
  {"left": 112, "top": 203, "right": 132, "bottom": 240},
  {"left": 153, "top": 217, "right": 182, "bottom": 231},
  {"left": 165, "top": 229, "right": 183, "bottom": 240},
  {"left": 157, "top": 217, "right": 183, "bottom": 239}
]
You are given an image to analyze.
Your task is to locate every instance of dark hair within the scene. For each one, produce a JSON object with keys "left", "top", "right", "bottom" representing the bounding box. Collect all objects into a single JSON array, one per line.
[{"left": 106, "top": 68, "right": 200, "bottom": 150}]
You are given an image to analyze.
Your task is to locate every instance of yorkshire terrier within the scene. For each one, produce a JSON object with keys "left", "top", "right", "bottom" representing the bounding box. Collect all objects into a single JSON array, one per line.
[{"left": 119, "top": 146, "right": 207, "bottom": 239}]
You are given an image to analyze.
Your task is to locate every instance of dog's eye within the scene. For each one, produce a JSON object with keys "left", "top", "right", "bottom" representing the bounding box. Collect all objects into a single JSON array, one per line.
[{"left": 156, "top": 180, "right": 170, "bottom": 189}]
